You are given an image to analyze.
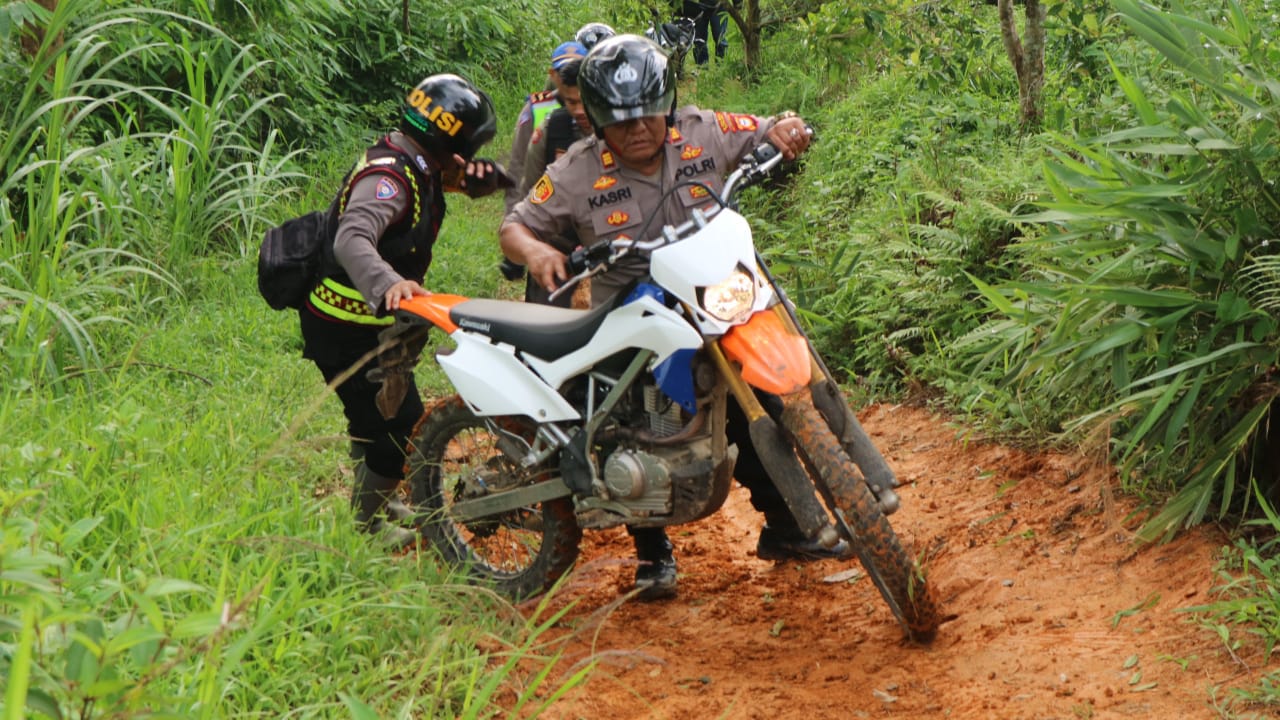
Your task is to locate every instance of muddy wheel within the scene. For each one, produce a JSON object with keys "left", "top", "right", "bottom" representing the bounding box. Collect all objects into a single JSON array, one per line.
[
  {"left": 781, "top": 393, "right": 940, "bottom": 643},
  {"left": 405, "top": 395, "right": 581, "bottom": 600}
]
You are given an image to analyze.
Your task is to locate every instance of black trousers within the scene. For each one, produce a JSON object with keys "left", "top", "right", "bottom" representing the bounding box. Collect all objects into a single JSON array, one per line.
[{"left": 299, "top": 309, "right": 424, "bottom": 479}]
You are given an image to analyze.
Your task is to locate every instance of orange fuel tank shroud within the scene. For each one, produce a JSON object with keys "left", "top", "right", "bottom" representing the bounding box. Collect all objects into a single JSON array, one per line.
[
  {"left": 719, "top": 306, "right": 812, "bottom": 396},
  {"left": 397, "top": 293, "right": 467, "bottom": 334}
]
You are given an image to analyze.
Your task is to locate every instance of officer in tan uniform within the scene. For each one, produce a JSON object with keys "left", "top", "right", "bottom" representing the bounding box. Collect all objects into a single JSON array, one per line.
[
  {"left": 500, "top": 35, "right": 844, "bottom": 601},
  {"left": 504, "top": 41, "right": 589, "bottom": 214}
]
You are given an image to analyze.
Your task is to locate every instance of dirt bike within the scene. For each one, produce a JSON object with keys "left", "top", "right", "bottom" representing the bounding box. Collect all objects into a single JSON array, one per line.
[
  {"left": 376, "top": 139, "right": 941, "bottom": 642},
  {"left": 644, "top": 9, "right": 699, "bottom": 79}
]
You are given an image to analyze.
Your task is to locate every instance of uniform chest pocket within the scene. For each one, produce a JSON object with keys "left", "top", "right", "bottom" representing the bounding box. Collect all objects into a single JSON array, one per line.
[{"left": 589, "top": 197, "right": 645, "bottom": 240}]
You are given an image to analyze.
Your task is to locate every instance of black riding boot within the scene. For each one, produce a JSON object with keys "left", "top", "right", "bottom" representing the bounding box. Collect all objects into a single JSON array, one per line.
[
  {"left": 756, "top": 512, "right": 853, "bottom": 562},
  {"left": 352, "top": 463, "right": 417, "bottom": 550},
  {"left": 630, "top": 526, "right": 677, "bottom": 600}
]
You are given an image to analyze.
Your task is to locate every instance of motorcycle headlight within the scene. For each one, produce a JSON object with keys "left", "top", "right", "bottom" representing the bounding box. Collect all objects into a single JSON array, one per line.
[{"left": 699, "top": 268, "right": 755, "bottom": 323}]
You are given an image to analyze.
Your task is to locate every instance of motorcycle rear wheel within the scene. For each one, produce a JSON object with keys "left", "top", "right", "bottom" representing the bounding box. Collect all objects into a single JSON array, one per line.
[
  {"left": 405, "top": 395, "right": 582, "bottom": 600},
  {"left": 781, "top": 393, "right": 941, "bottom": 643}
]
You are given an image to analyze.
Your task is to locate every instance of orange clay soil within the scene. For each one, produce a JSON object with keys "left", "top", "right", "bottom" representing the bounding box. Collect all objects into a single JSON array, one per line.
[{"left": 494, "top": 403, "right": 1277, "bottom": 719}]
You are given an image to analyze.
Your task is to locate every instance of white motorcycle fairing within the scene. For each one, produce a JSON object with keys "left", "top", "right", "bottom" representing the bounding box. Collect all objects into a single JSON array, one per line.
[
  {"left": 648, "top": 208, "right": 776, "bottom": 336},
  {"left": 437, "top": 294, "right": 702, "bottom": 421}
]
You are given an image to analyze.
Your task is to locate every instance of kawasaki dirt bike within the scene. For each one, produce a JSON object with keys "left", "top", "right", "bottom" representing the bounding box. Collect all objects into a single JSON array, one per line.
[{"left": 376, "top": 141, "right": 940, "bottom": 642}]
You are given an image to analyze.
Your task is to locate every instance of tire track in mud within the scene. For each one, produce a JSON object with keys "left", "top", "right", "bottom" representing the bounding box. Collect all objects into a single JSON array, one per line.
[{"left": 503, "top": 404, "right": 1270, "bottom": 719}]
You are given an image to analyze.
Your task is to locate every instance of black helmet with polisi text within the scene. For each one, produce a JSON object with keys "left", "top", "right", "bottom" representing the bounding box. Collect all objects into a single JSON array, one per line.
[{"left": 400, "top": 74, "right": 497, "bottom": 162}]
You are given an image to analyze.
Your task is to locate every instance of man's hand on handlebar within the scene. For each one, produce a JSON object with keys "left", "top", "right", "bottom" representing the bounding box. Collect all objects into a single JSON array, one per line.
[
  {"left": 765, "top": 115, "right": 813, "bottom": 161},
  {"left": 525, "top": 241, "right": 569, "bottom": 294}
]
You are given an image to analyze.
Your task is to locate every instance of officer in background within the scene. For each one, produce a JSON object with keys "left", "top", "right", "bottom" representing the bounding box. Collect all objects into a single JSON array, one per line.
[
  {"left": 516, "top": 52, "right": 593, "bottom": 306},
  {"left": 504, "top": 40, "right": 588, "bottom": 214},
  {"left": 301, "top": 74, "right": 510, "bottom": 549},
  {"left": 499, "top": 36, "right": 844, "bottom": 600}
]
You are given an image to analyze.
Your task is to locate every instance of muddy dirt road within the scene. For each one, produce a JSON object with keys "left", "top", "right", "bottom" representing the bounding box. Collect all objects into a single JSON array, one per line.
[{"left": 505, "top": 404, "right": 1274, "bottom": 719}]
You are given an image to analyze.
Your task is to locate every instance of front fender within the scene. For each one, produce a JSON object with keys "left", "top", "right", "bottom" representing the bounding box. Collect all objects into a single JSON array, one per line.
[{"left": 719, "top": 305, "right": 811, "bottom": 396}]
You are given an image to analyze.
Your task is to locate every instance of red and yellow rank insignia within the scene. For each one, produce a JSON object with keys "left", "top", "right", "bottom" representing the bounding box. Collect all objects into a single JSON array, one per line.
[
  {"left": 530, "top": 175, "right": 554, "bottom": 204},
  {"left": 716, "top": 112, "right": 759, "bottom": 133},
  {"left": 681, "top": 145, "right": 703, "bottom": 160},
  {"left": 606, "top": 210, "right": 629, "bottom": 226},
  {"left": 668, "top": 127, "right": 683, "bottom": 143},
  {"left": 593, "top": 175, "right": 617, "bottom": 190},
  {"left": 600, "top": 149, "right": 616, "bottom": 169},
  {"left": 689, "top": 185, "right": 709, "bottom": 199}
]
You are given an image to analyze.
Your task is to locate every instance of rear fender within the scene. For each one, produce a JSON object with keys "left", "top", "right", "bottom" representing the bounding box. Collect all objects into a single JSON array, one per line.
[{"left": 394, "top": 293, "right": 467, "bottom": 333}]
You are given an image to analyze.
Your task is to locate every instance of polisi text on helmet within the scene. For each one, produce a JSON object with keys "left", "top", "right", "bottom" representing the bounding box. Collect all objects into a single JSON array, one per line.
[{"left": 406, "top": 89, "right": 464, "bottom": 137}]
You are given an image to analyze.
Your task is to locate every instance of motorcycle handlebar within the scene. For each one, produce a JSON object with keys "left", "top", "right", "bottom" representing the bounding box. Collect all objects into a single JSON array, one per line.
[{"left": 547, "top": 130, "right": 813, "bottom": 301}]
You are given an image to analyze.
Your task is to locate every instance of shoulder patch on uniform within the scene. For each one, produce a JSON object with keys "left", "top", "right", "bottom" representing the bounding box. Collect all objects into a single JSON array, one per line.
[
  {"left": 530, "top": 175, "right": 554, "bottom": 204},
  {"left": 716, "top": 112, "right": 759, "bottom": 133},
  {"left": 593, "top": 175, "right": 617, "bottom": 190},
  {"left": 375, "top": 177, "right": 400, "bottom": 200},
  {"left": 681, "top": 145, "right": 703, "bottom": 161},
  {"left": 531, "top": 89, "right": 557, "bottom": 103}
]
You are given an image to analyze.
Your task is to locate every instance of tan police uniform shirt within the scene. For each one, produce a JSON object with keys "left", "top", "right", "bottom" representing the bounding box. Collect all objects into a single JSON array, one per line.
[{"left": 505, "top": 105, "right": 776, "bottom": 305}]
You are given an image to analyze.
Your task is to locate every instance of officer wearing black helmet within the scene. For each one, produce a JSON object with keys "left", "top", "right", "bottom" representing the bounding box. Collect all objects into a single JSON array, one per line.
[
  {"left": 575, "top": 21, "right": 616, "bottom": 49},
  {"left": 301, "top": 73, "right": 511, "bottom": 549},
  {"left": 500, "top": 36, "right": 842, "bottom": 601}
]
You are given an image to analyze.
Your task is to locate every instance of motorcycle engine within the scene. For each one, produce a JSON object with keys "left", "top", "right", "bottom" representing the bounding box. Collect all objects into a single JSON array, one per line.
[{"left": 596, "top": 385, "right": 712, "bottom": 515}]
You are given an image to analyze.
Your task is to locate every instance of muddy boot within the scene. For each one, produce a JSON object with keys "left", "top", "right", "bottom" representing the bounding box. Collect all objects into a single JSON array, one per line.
[
  {"left": 352, "top": 463, "right": 417, "bottom": 551},
  {"left": 756, "top": 516, "right": 852, "bottom": 562},
  {"left": 631, "top": 527, "right": 677, "bottom": 601}
]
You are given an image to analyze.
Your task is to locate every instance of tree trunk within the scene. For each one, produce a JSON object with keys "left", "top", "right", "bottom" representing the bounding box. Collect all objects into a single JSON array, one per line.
[
  {"left": 721, "top": 0, "right": 762, "bottom": 77},
  {"left": 998, "top": 0, "right": 1046, "bottom": 130}
]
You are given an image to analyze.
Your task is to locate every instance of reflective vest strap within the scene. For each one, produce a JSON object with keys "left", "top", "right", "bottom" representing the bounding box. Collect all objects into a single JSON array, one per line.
[
  {"left": 308, "top": 278, "right": 393, "bottom": 326},
  {"left": 531, "top": 99, "right": 558, "bottom": 132}
]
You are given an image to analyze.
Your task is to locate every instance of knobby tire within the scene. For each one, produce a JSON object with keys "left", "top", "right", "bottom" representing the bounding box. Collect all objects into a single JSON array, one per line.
[
  {"left": 405, "top": 395, "right": 582, "bottom": 600},
  {"left": 781, "top": 393, "right": 941, "bottom": 643}
]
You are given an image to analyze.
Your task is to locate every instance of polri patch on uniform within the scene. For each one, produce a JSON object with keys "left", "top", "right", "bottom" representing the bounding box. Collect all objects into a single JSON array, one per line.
[
  {"left": 593, "top": 175, "right": 617, "bottom": 190},
  {"left": 530, "top": 175, "right": 554, "bottom": 204},
  {"left": 681, "top": 145, "right": 703, "bottom": 160},
  {"left": 375, "top": 177, "right": 399, "bottom": 200}
]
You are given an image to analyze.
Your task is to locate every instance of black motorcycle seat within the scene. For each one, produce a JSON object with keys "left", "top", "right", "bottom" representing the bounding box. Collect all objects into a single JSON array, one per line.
[{"left": 449, "top": 298, "right": 613, "bottom": 361}]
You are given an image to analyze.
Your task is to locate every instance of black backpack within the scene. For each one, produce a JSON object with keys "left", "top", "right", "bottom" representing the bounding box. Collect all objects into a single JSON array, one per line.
[{"left": 256, "top": 210, "right": 329, "bottom": 311}]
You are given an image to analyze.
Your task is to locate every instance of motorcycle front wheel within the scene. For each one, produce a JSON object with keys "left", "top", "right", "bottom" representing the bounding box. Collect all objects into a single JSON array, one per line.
[
  {"left": 405, "top": 395, "right": 582, "bottom": 600},
  {"left": 781, "top": 393, "right": 941, "bottom": 643}
]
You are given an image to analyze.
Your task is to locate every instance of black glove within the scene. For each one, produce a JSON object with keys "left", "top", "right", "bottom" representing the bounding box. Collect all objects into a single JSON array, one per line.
[{"left": 462, "top": 159, "right": 516, "bottom": 199}]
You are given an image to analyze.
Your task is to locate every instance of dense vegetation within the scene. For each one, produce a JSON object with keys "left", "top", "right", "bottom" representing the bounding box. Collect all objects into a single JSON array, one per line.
[{"left": 2, "top": 0, "right": 1280, "bottom": 715}]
